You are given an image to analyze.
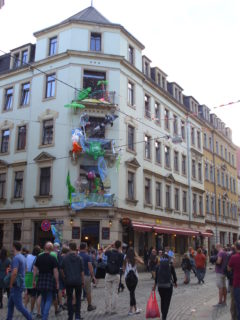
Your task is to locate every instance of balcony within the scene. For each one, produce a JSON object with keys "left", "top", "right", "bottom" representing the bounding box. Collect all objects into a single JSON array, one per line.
[{"left": 71, "top": 192, "right": 115, "bottom": 210}]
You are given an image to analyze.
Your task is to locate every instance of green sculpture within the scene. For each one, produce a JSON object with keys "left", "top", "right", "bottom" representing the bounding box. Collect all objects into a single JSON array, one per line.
[
  {"left": 86, "top": 141, "right": 105, "bottom": 160},
  {"left": 64, "top": 87, "right": 92, "bottom": 109}
]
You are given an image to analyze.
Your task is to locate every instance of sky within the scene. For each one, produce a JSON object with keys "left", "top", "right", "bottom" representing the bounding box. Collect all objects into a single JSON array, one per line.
[{"left": 0, "top": 0, "right": 240, "bottom": 145}]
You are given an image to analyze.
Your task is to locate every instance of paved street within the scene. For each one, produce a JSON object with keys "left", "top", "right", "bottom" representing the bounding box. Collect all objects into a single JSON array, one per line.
[{"left": 1, "top": 268, "right": 231, "bottom": 319}]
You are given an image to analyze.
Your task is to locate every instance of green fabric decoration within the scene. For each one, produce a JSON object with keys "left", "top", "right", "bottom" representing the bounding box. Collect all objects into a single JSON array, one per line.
[
  {"left": 97, "top": 80, "right": 108, "bottom": 87},
  {"left": 77, "top": 87, "right": 92, "bottom": 100},
  {"left": 64, "top": 102, "right": 85, "bottom": 109},
  {"left": 86, "top": 141, "right": 105, "bottom": 160},
  {"left": 66, "top": 171, "right": 75, "bottom": 204}
]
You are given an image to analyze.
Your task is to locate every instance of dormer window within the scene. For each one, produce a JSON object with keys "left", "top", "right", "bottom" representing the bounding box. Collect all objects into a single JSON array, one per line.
[
  {"left": 21, "top": 50, "right": 28, "bottom": 65},
  {"left": 13, "top": 53, "right": 20, "bottom": 68},
  {"left": 144, "top": 62, "right": 149, "bottom": 76},
  {"left": 128, "top": 45, "right": 134, "bottom": 64},
  {"left": 90, "top": 33, "right": 101, "bottom": 52},
  {"left": 49, "top": 36, "right": 57, "bottom": 56},
  {"left": 162, "top": 77, "right": 166, "bottom": 89},
  {"left": 157, "top": 73, "right": 161, "bottom": 86}
]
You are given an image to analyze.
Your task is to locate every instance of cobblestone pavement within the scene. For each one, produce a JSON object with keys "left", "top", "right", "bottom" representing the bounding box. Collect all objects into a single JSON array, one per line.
[{"left": 1, "top": 268, "right": 231, "bottom": 319}]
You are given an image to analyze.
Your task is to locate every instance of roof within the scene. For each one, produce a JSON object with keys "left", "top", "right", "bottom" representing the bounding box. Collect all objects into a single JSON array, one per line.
[
  {"left": 34, "top": 6, "right": 145, "bottom": 50},
  {"left": 61, "top": 6, "right": 112, "bottom": 25}
]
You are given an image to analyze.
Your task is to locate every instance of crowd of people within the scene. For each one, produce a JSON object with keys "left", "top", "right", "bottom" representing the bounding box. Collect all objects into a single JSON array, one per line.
[{"left": 0, "top": 239, "right": 239, "bottom": 320}]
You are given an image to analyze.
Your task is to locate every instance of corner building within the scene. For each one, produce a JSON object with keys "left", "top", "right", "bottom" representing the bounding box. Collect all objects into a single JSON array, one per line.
[{"left": 0, "top": 6, "right": 235, "bottom": 262}]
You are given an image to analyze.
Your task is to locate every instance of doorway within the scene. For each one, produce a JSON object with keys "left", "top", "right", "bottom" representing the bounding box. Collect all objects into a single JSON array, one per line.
[
  {"left": 34, "top": 221, "right": 54, "bottom": 248},
  {"left": 81, "top": 221, "right": 100, "bottom": 249}
]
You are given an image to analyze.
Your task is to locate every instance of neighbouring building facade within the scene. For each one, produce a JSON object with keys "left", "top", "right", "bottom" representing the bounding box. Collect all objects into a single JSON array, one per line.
[{"left": 0, "top": 6, "right": 238, "bottom": 260}]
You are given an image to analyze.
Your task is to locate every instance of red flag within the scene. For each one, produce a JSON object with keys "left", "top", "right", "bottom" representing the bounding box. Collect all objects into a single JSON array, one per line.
[{"left": 0, "top": 0, "right": 5, "bottom": 9}]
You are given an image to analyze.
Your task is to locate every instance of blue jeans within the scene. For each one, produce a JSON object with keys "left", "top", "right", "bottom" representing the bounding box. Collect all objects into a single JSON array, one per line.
[
  {"left": 234, "top": 287, "right": 240, "bottom": 320},
  {"left": 40, "top": 291, "right": 53, "bottom": 320},
  {"left": 196, "top": 268, "right": 205, "bottom": 283},
  {"left": 7, "top": 287, "right": 32, "bottom": 320}
]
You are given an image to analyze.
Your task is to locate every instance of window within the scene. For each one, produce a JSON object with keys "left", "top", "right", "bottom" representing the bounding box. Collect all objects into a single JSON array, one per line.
[
  {"left": 217, "top": 169, "right": 220, "bottom": 185},
  {"left": 127, "top": 172, "right": 135, "bottom": 200},
  {"left": 157, "top": 73, "right": 161, "bottom": 86},
  {"left": 203, "top": 133, "right": 207, "bottom": 148},
  {"left": 220, "top": 145, "right": 223, "bottom": 158},
  {"left": 225, "top": 148, "right": 227, "bottom": 160},
  {"left": 221, "top": 172, "right": 225, "bottom": 188},
  {"left": 199, "top": 195, "right": 203, "bottom": 216},
  {"left": 83, "top": 70, "right": 106, "bottom": 94},
  {"left": 39, "top": 167, "right": 51, "bottom": 196},
  {"left": 14, "top": 171, "right": 23, "bottom": 199},
  {"left": 155, "top": 141, "right": 161, "bottom": 164},
  {"left": 182, "top": 191, "right": 187, "bottom": 213},
  {"left": 173, "top": 115, "right": 178, "bottom": 135},
  {"left": 228, "top": 152, "right": 231, "bottom": 163},
  {"left": 218, "top": 198, "right": 221, "bottom": 216},
  {"left": 206, "top": 194, "right": 209, "bottom": 213},
  {"left": 17, "top": 125, "right": 26, "bottom": 151},
  {"left": 128, "top": 46, "right": 134, "bottom": 64},
  {"left": 209, "top": 137, "right": 212, "bottom": 151},
  {"left": 45, "top": 74, "right": 55, "bottom": 98},
  {"left": 144, "top": 62, "right": 149, "bottom": 76},
  {"left": 166, "top": 185, "right": 171, "bottom": 209},
  {"left": 197, "top": 131, "right": 201, "bottom": 149},
  {"left": 127, "top": 125, "right": 135, "bottom": 151},
  {"left": 226, "top": 174, "right": 229, "bottom": 190},
  {"left": 198, "top": 163, "right": 202, "bottom": 182},
  {"left": 128, "top": 82, "right": 134, "bottom": 106},
  {"left": 42, "top": 119, "right": 53, "bottom": 145},
  {"left": 13, "top": 53, "right": 20, "bottom": 68},
  {"left": 145, "top": 95, "right": 151, "bottom": 118},
  {"left": 233, "top": 179, "right": 236, "bottom": 193},
  {"left": 192, "top": 159, "right": 196, "bottom": 179},
  {"left": 144, "top": 135, "right": 151, "bottom": 159},
  {"left": 232, "top": 154, "right": 235, "bottom": 166},
  {"left": 205, "top": 162, "right": 209, "bottom": 180},
  {"left": 145, "top": 178, "right": 151, "bottom": 204},
  {"left": 13, "top": 223, "right": 21, "bottom": 241},
  {"left": 216, "top": 141, "right": 219, "bottom": 154},
  {"left": 175, "top": 188, "right": 179, "bottom": 211},
  {"left": 0, "top": 173, "right": 6, "bottom": 199},
  {"left": 1, "top": 129, "right": 10, "bottom": 153},
  {"left": 20, "top": 82, "right": 30, "bottom": 106},
  {"left": 191, "top": 127, "right": 195, "bottom": 145},
  {"left": 193, "top": 193, "right": 197, "bottom": 214},
  {"left": 174, "top": 151, "right": 179, "bottom": 172},
  {"left": 164, "top": 146, "right": 170, "bottom": 168},
  {"left": 222, "top": 199, "right": 226, "bottom": 217},
  {"left": 4, "top": 87, "right": 13, "bottom": 111},
  {"left": 164, "top": 109, "right": 169, "bottom": 130},
  {"left": 156, "top": 182, "right": 162, "bottom": 207},
  {"left": 49, "top": 37, "right": 57, "bottom": 56},
  {"left": 21, "top": 50, "right": 28, "bottom": 65},
  {"left": 227, "top": 202, "right": 230, "bottom": 217},
  {"left": 155, "top": 102, "right": 160, "bottom": 123},
  {"left": 209, "top": 165, "right": 214, "bottom": 182},
  {"left": 181, "top": 120, "right": 185, "bottom": 140},
  {"left": 182, "top": 155, "right": 186, "bottom": 175},
  {"left": 211, "top": 196, "right": 215, "bottom": 214}
]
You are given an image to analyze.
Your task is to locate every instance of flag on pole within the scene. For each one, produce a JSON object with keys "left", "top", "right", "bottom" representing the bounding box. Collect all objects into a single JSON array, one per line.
[
  {"left": 66, "top": 171, "right": 75, "bottom": 204},
  {"left": 0, "top": 0, "right": 5, "bottom": 9}
]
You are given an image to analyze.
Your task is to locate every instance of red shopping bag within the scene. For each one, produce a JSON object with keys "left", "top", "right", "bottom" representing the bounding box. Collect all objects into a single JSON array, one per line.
[{"left": 146, "top": 290, "right": 160, "bottom": 318}]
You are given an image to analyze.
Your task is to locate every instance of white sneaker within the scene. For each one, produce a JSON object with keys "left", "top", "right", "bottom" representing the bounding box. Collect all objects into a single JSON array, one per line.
[
  {"left": 128, "top": 311, "right": 134, "bottom": 316},
  {"left": 135, "top": 308, "right": 142, "bottom": 314}
]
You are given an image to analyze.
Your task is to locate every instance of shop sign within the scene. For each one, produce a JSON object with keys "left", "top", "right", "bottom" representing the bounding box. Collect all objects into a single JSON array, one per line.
[
  {"left": 72, "top": 227, "right": 81, "bottom": 239},
  {"left": 156, "top": 219, "right": 162, "bottom": 225},
  {"left": 121, "top": 217, "right": 131, "bottom": 226},
  {"left": 102, "top": 227, "right": 110, "bottom": 240},
  {"left": 71, "top": 192, "right": 114, "bottom": 210},
  {"left": 41, "top": 220, "right": 51, "bottom": 232},
  {"left": 51, "top": 220, "right": 64, "bottom": 225}
]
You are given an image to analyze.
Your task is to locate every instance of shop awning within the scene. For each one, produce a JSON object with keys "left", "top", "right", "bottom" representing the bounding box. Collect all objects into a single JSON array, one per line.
[
  {"left": 132, "top": 222, "right": 152, "bottom": 232},
  {"left": 153, "top": 225, "right": 199, "bottom": 236},
  {"left": 201, "top": 231, "right": 214, "bottom": 237}
]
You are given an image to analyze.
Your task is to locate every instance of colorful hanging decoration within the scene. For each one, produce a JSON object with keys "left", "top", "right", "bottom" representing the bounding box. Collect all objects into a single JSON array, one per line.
[
  {"left": 71, "top": 128, "right": 86, "bottom": 155},
  {"left": 92, "top": 174, "right": 103, "bottom": 193},
  {"left": 72, "top": 141, "right": 82, "bottom": 154},
  {"left": 91, "top": 114, "right": 118, "bottom": 136},
  {"left": 64, "top": 102, "right": 85, "bottom": 109},
  {"left": 86, "top": 141, "right": 105, "bottom": 160},
  {"left": 64, "top": 87, "right": 92, "bottom": 109},
  {"left": 66, "top": 171, "right": 75, "bottom": 204},
  {"left": 51, "top": 225, "right": 62, "bottom": 244},
  {"left": 98, "top": 156, "right": 108, "bottom": 182},
  {"left": 77, "top": 87, "right": 92, "bottom": 101},
  {"left": 97, "top": 80, "right": 108, "bottom": 101},
  {"left": 79, "top": 113, "right": 90, "bottom": 128},
  {"left": 116, "top": 154, "right": 121, "bottom": 172}
]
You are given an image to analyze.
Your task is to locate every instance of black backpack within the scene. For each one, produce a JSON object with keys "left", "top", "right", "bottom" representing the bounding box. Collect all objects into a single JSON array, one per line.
[
  {"left": 63, "top": 254, "right": 83, "bottom": 286},
  {"left": 157, "top": 258, "right": 172, "bottom": 288},
  {"left": 106, "top": 250, "right": 121, "bottom": 275}
]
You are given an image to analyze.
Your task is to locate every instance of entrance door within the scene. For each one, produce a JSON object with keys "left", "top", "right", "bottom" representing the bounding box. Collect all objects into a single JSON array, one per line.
[
  {"left": 81, "top": 221, "right": 100, "bottom": 249},
  {"left": 34, "top": 222, "right": 54, "bottom": 248}
]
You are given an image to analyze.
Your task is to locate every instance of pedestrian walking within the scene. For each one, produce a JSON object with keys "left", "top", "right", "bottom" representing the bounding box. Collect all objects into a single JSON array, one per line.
[
  {"left": 228, "top": 241, "right": 240, "bottom": 320},
  {"left": 33, "top": 242, "right": 59, "bottom": 320},
  {"left": 148, "top": 248, "right": 158, "bottom": 279},
  {"left": 61, "top": 241, "right": 84, "bottom": 320},
  {"left": 188, "top": 247, "right": 196, "bottom": 276},
  {"left": 195, "top": 248, "right": 206, "bottom": 284},
  {"left": 181, "top": 253, "right": 191, "bottom": 284},
  {"left": 6, "top": 241, "right": 32, "bottom": 320},
  {"left": 123, "top": 247, "right": 144, "bottom": 316},
  {"left": 214, "top": 243, "right": 228, "bottom": 307},
  {"left": 153, "top": 252, "right": 177, "bottom": 320},
  {"left": 104, "top": 240, "right": 124, "bottom": 315},
  {"left": 0, "top": 247, "right": 11, "bottom": 309},
  {"left": 79, "top": 242, "right": 96, "bottom": 312}
]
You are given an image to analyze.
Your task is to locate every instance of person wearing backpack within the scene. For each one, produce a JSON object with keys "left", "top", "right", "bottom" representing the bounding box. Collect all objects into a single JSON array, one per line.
[
  {"left": 61, "top": 241, "right": 84, "bottom": 320},
  {"left": 153, "top": 252, "right": 177, "bottom": 320},
  {"left": 104, "top": 240, "right": 124, "bottom": 315},
  {"left": 123, "top": 247, "right": 144, "bottom": 316}
]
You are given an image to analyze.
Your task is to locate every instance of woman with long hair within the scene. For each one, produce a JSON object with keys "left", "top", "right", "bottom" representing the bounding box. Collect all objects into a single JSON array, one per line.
[
  {"left": 124, "top": 247, "right": 144, "bottom": 316},
  {"left": 0, "top": 247, "right": 11, "bottom": 308}
]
